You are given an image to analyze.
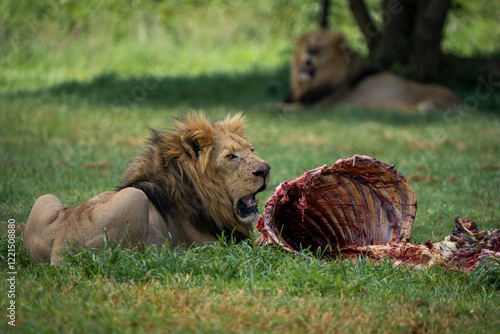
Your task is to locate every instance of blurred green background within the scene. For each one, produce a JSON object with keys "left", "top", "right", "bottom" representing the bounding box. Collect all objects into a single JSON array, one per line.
[{"left": 1, "top": 0, "right": 499, "bottom": 93}]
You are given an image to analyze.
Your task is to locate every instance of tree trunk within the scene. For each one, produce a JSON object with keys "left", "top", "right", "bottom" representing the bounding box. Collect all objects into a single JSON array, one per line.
[
  {"left": 374, "top": 0, "right": 416, "bottom": 68},
  {"left": 413, "top": 0, "right": 452, "bottom": 80},
  {"left": 347, "top": 0, "right": 451, "bottom": 80},
  {"left": 348, "top": 0, "right": 380, "bottom": 58}
]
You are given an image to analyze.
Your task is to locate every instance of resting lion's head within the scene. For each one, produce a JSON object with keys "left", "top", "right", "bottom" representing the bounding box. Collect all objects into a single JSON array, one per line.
[
  {"left": 120, "top": 112, "right": 270, "bottom": 240},
  {"left": 288, "top": 30, "right": 359, "bottom": 104}
]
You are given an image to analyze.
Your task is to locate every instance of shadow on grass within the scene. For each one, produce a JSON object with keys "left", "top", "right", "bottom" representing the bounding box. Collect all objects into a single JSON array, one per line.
[
  {"left": 3, "top": 65, "right": 290, "bottom": 110},
  {"left": 3, "top": 63, "right": 499, "bottom": 121}
]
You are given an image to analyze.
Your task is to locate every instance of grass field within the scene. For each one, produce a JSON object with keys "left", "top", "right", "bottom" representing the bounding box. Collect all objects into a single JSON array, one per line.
[{"left": 1, "top": 1, "right": 500, "bottom": 333}]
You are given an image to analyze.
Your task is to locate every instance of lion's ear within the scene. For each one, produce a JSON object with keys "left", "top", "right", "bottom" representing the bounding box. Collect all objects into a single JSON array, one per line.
[
  {"left": 180, "top": 129, "right": 212, "bottom": 161},
  {"left": 180, "top": 130, "right": 201, "bottom": 160},
  {"left": 333, "top": 34, "right": 357, "bottom": 64}
]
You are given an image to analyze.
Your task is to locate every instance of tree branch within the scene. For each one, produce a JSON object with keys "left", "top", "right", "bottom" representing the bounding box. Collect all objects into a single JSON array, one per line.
[
  {"left": 319, "top": 0, "right": 330, "bottom": 29},
  {"left": 348, "top": 0, "right": 380, "bottom": 56}
]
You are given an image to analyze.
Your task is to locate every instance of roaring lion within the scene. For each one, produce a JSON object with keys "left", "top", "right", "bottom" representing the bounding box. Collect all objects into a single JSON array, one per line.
[
  {"left": 285, "top": 30, "right": 461, "bottom": 111},
  {"left": 24, "top": 112, "right": 271, "bottom": 264}
]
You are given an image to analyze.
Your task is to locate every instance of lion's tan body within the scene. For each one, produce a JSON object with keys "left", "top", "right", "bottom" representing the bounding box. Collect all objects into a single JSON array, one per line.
[
  {"left": 287, "top": 30, "right": 461, "bottom": 111},
  {"left": 24, "top": 113, "right": 270, "bottom": 264}
]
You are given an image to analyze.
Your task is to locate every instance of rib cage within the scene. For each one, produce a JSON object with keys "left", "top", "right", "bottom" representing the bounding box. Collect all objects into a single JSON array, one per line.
[{"left": 256, "top": 155, "right": 417, "bottom": 256}]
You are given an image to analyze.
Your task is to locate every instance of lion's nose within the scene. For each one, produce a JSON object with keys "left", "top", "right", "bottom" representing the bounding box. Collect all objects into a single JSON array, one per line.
[{"left": 253, "top": 162, "right": 271, "bottom": 179}]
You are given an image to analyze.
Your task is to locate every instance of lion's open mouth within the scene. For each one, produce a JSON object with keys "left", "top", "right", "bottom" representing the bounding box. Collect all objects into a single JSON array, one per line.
[
  {"left": 299, "top": 64, "right": 315, "bottom": 81},
  {"left": 237, "top": 182, "right": 267, "bottom": 220},
  {"left": 237, "top": 194, "right": 260, "bottom": 219}
]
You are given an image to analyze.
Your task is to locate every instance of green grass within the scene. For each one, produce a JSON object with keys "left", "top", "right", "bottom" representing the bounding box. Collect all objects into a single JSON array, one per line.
[
  {"left": 1, "top": 236, "right": 499, "bottom": 333},
  {"left": 1, "top": 1, "right": 500, "bottom": 333}
]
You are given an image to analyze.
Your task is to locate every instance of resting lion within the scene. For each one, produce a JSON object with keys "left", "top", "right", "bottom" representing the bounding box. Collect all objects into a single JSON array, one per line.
[
  {"left": 285, "top": 30, "right": 461, "bottom": 111},
  {"left": 24, "top": 112, "right": 271, "bottom": 264}
]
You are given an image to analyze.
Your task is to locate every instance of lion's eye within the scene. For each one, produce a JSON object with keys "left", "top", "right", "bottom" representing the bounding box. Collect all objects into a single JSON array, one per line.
[{"left": 226, "top": 154, "right": 238, "bottom": 160}]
